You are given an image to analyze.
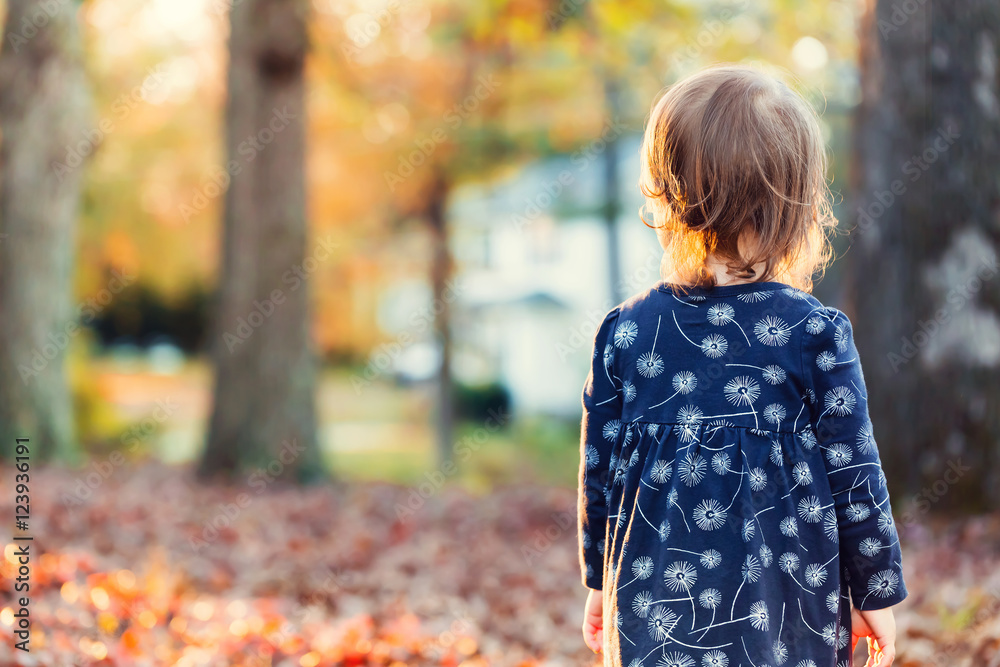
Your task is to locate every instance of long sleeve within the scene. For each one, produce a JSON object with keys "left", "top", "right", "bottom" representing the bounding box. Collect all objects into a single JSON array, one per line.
[
  {"left": 801, "top": 306, "right": 908, "bottom": 610},
  {"left": 578, "top": 307, "right": 623, "bottom": 591}
]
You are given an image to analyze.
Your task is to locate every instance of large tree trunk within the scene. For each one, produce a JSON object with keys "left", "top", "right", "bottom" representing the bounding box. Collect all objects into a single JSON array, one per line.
[
  {"left": 0, "top": 0, "right": 90, "bottom": 461},
  {"left": 199, "top": 0, "right": 322, "bottom": 481},
  {"left": 850, "top": 0, "right": 1000, "bottom": 510}
]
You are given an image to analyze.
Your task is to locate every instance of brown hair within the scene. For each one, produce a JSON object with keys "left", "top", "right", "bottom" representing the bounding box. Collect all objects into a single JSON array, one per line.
[{"left": 638, "top": 63, "right": 839, "bottom": 295}]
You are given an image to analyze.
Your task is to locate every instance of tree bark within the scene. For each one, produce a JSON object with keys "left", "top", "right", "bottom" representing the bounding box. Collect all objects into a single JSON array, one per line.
[
  {"left": 199, "top": 0, "right": 322, "bottom": 481},
  {"left": 0, "top": 0, "right": 90, "bottom": 461},
  {"left": 850, "top": 0, "right": 1000, "bottom": 510}
]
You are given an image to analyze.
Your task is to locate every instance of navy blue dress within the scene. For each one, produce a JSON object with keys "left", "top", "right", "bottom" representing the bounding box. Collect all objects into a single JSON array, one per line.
[{"left": 577, "top": 280, "right": 908, "bottom": 667}]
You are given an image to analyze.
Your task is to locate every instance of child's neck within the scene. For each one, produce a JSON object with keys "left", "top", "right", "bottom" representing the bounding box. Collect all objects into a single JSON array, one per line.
[{"left": 665, "top": 255, "right": 769, "bottom": 287}]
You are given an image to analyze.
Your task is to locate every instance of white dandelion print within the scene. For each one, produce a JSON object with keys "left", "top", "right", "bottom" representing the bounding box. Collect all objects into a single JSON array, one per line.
[
  {"left": 866, "top": 569, "right": 900, "bottom": 602},
  {"left": 638, "top": 352, "right": 665, "bottom": 379},
  {"left": 798, "top": 428, "right": 818, "bottom": 450},
  {"left": 821, "top": 386, "right": 857, "bottom": 418},
  {"left": 702, "top": 649, "right": 729, "bottom": 667},
  {"left": 700, "top": 549, "right": 722, "bottom": 569},
  {"left": 749, "top": 601, "right": 770, "bottom": 631},
  {"left": 834, "top": 324, "right": 850, "bottom": 352},
  {"left": 701, "top": 333, "right": 729, "bottom": 359},
  {"left": 878, "top": 511, "right": 897, "bottom": 537},
  {"left": 816, "top": 351, "right": 837, "bottom": 371},
  {"left": 749, "top": 467, "right": 768, "bottom": 492},
  {"left": 763, "top": 403, "right": 786, "bottom": 428},
  {"left": 663, "top": 561, "right": 698, "bottom": 593},
  {"left": 674, "top": 405, "right": 704, "bottom": 443},
  {"left": 615, "top": 320, "right": 639, "bottom": 348},
  {"left": 711, "top": 452, "right": 732, "bottom": 475},
  {"left": 623, "top": 381, "right": 638, "bottom": 402},
  {"left": 633, "top": 590, "right": 654, "bottom": 617},
  {"left": 805, "top": 316, "right": 826, "bottom": 334},
  {"left": 679, "top": 453, "right": 708, "bottom": 486},
  {"left": 859, "top": 537, "right": 883, "bottom": 557},
  {"left": 707, "top": 303, "right": 736, "bottom": 326},
  {"left": 792, "top": 461, "right": 813, "bottom": 486},
  {"left": 647, "top": 605, "right": 680, "bottom": 641},
  {"left": 602, "top": 419, "right": 621, "bottom": 441},
  {"left": 673, "top": 371, "right": 697, "bottom": 394},
  {"left": 658, "top": 521, "right": 671, "bottom": 542},
  {"left": 637, "top": 314, "right": 666, "bottom": 379},
  {"left": 798, "top": 496, "right": 826, "bottom": 523},
  {"left": 650, "top": 459, "right": 672, "bottom": 484},
  {"left": 804, "top": 563, "right": 827, "bottom": 587},
  {"left": 847, "top": 503, "right": 872, "bottom": 523},
  {"left": 755, "top": 316, "right": 792, "bottom": 346},
  {"left": 657, "top": 652, "right": 695, "bottom": 667},
  {"left": 699, "top": 588, "right": 722, "bottom": 609},
  {"left": 823, "top": 509, "right": 839, "bottom": 542},
  {"left": 693, "top": 499, "right": 728, "bottom": 531},
  {"left": 769, "top": 440, "right": 784, "bottom": 466},
  {"left": 762, "top": 364, "right": 787, "bottom": 384},
  {"left": 825, "top": 442, "right": 853, "bottom": 467},
  {"left": 724, "top": 376, "right": 760, "bottom": 406},
  {"left": 778, "top": 552, "right": 800, "bottom": 574},
  {"left": 857, "top": 421, "right": 877, "bottom": 454},
  {"left": 738, "top": 289, "right": 773, "bottom": 303}
]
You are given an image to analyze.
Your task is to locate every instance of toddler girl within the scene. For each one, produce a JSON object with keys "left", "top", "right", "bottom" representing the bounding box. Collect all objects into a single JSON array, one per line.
[{"left": 577, "top": 64, "right": 908, "bottom": 667}]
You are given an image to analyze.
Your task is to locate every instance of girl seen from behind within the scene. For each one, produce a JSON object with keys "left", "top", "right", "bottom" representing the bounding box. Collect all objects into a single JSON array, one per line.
[{"left": 577, "top": 64, "right": 908, "bottom": 667}]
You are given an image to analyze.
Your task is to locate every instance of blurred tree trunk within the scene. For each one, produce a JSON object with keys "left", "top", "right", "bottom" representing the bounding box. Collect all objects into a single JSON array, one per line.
[
  {"left": 850, "top": 0, "right": 1000, "bottom": 510},
  {"left": 603, "top": 77, "right": 623, "bottom": 305},
  {"left": 426, "top": 169, "right": 454, "bottom": 467},
  {"left": 199, "top": 0, "right": 322, "bottom": 481},
  {"left": 0, "top": 0, "right": 89, "bottom": 460}
]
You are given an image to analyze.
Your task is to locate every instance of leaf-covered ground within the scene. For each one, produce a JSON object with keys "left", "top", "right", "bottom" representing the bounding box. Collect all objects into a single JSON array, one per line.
[{"left": 1, "top": 462, "right": 998, "bottom": 666}]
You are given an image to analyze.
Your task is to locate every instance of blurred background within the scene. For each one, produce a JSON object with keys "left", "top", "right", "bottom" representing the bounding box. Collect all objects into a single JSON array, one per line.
[{"left": 0, "top": 0, "right": 998, "bottom": 665}]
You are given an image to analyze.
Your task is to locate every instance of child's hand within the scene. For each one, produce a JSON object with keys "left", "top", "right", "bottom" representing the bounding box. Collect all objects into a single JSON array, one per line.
[
  {"left": 582, "top": 588, "right": 604, "bottom": 654},
  {"left": 851, "top": 606, "right": 897, "bottom": 666}
]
